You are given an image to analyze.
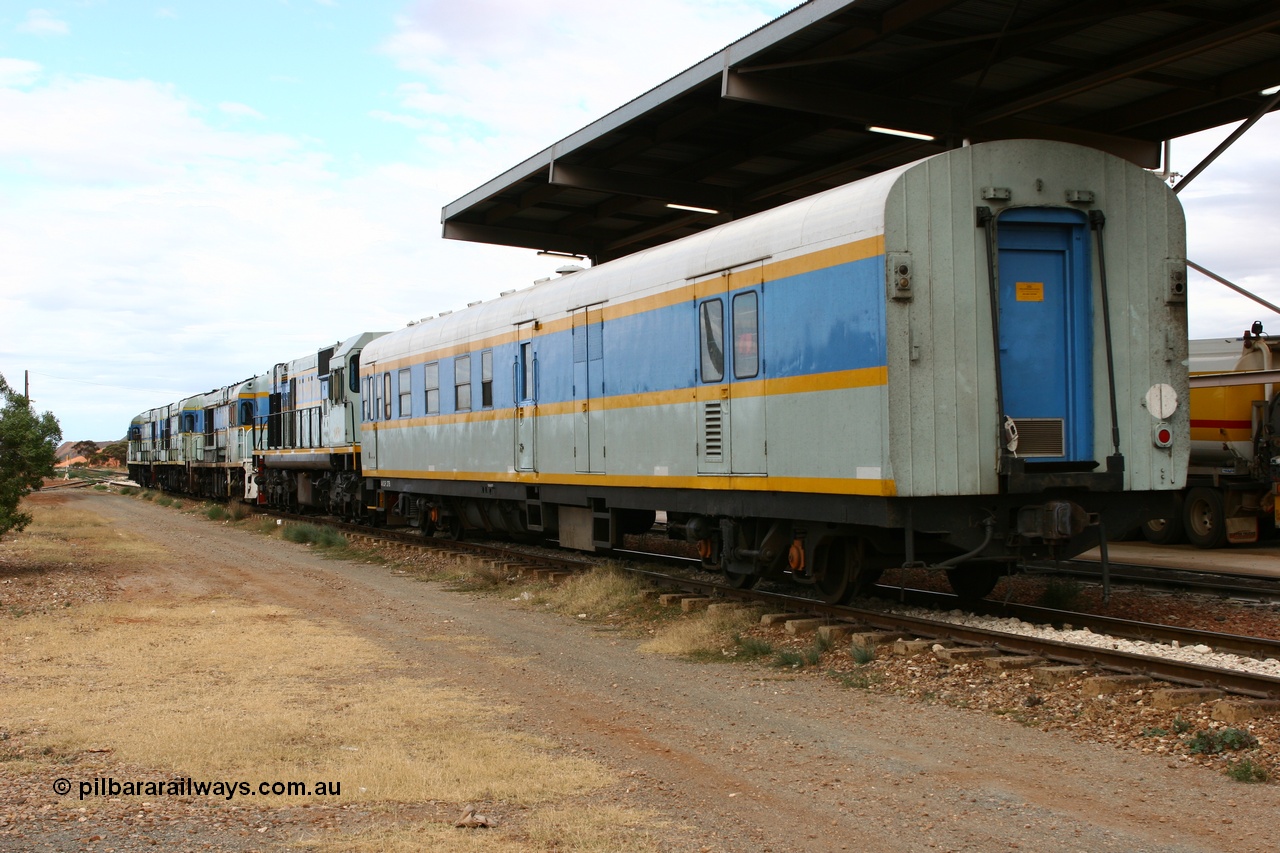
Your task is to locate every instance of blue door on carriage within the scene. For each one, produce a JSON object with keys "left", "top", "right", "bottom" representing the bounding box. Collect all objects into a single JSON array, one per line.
[{"left": 996, "top": 208, "right": 1093, "bottom": 462}]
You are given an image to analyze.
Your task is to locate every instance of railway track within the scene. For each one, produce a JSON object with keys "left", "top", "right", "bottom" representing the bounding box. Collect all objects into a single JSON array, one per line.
[
  {"left": 264, "top": 511, "right": 1280, "bottom": 702},
  {"left": 1059, "top": 560, "right": 1280, "bottom": 601}
]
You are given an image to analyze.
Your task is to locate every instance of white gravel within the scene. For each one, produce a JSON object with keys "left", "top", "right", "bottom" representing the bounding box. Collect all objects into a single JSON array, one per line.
[{"left": 885, "top": 604, "right": 1280, "bottom": 679}]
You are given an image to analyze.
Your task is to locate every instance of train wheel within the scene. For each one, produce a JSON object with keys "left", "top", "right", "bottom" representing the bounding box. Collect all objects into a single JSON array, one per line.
[
  {"left": 1140, "top": 494, "right": 1185, "bottom": 545},
  {"left": 434, "top": 515, "right": 465, "bottom": 541},
  {"left": 725, "top": 571, "right": 759, "bottom": 590},
  {"left": 813, "top": 537, "right": 868, "bottom": 605},
  {"left": 945, "top": 563, "right": 1003, "bottom": 601},
  {"left": 1183, "top": 487, "right": 1227, "bottom": 549}
]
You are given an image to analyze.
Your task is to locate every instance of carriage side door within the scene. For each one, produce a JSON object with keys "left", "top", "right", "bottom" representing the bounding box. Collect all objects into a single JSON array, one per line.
[
  {"left": 695, "top": 266, "right": 766, "bottom": 475},
  {"left": 514, "top": 323, "right": 537, "bottom": 472},
  {"left": 572, "top": 303, "right": 605, "bottom": 473}
]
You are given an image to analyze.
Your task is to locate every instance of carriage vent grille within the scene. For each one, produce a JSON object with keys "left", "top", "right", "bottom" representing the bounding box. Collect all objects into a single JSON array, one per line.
[
  {"left": 1011, "top": 418, "right": 1065, "bottom": 457},
  {"left": 702, "top": 401, "right": 723, "bottom": 460}
]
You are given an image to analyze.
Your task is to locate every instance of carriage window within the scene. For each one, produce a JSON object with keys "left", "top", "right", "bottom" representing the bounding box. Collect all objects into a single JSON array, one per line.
[
  {"left": 520, "top": 342, "right": 534, "bottom": 401},
  {"left": 382, "top": 372, "right": 391, "bottom": 420},
  {"left": 455, "top": 355, "right": 472, "bottom": 412},
  {"left": 349, "top": 354, "right": 360, "bottom": 393},
  {"left": 699, "top": 299, "right": 724, "bottom": 382},
  {"left": 425, "top": 362, "right": 440, "bottom": 414},
  {"left": 239, "top": 401, "right": 254, "bottom": 427},
  {"left": 398, "top": 368, "right": 411, "bottom": 417},
  {"left": 732, "top": 292, "right": 759, "bottom": 379},
  {"left": 481, "top": 350, "right": 493, "bottom": 408}
]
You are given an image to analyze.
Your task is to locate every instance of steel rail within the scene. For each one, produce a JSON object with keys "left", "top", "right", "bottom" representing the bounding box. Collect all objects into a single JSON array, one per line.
[
  {"left": 619, "top": 568, "right": 1280, "bottom": 699},
  {"left": 907, "top": 587, "right": 1280, "bottom": 660}
]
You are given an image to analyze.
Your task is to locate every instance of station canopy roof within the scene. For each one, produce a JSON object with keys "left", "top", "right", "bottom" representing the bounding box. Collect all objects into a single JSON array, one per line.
[{"left": 441, "top": 0, "right": 1280, "bottom": 264}]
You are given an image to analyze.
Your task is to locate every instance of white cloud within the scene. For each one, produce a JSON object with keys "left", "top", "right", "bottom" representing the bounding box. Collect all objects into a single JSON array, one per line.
[
  {"left": 0, "top": 72, "right": 570, "bottom": 440},
  {"left": 0, "top": 57, "right": 41, "bottom": 86},
  {"left": 17, "top": 8, "right": 69, "bottom": 36},
  {"left": 219, "top": 101, "right": 266, "bottom": 120},
  {"left": 1172, "top": 114, "right": 1280, "bottom": 337},
  {"left": 379, "top": 0, "right": 789, "bottom": 183},
  {"left": 0, "top": 75, "right": 300, "bottom": 184}
]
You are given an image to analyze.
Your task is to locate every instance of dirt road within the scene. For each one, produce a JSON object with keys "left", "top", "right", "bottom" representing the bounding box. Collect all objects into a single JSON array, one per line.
[{"left": 6, "top": 491, "right": 1277, "bottom": 852}]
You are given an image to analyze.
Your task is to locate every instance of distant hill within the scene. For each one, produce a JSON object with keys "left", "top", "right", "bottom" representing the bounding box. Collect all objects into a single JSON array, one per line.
[{"left": 54, "top": 440, "right": 123, "bottom": 469}]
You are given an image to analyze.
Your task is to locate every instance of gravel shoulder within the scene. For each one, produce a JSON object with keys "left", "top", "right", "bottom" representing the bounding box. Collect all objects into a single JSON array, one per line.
[{"left": 3, "top": 490, "right": 1279, "bottom": 852}]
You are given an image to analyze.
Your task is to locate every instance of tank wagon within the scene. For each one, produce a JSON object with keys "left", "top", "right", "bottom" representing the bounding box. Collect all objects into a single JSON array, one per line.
[
  {"left": 359, "top": 139, "right": 1191, "bottom": 600},
  {"left": 1142, "top": 326, "right": 1280, "bottom": 548}
]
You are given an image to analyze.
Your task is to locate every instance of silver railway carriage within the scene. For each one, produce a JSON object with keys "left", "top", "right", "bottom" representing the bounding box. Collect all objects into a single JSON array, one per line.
[{"left": 358, "top": 139, "right": 1190, "bottom": 600}]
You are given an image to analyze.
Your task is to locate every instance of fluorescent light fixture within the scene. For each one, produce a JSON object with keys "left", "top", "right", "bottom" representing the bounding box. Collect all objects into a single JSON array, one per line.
[
  {"left": 537, "top": 249, "right": 585, "bottom": 260},
  {"left": 868, "top": 126, "right": 936, "bottom": 141},
  {"left": 666, "top": 202, "right": 720, "bottom": 214},
  {"left": 1262, "top": 84, "right": 1280, "bottom": 96}
]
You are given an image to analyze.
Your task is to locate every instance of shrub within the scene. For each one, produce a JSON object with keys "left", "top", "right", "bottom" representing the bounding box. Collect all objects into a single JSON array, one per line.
[
  {"left": 732, "top": 635, "right": 775, "bottom": 661},
  {"left": 773, "top": 649, "right": 807, "bottom": 668},
  {"left": 850, "top": 640, "right": 877, "bottom": 665},
  {"left": 1186, "top": 727, "right": 1258, "bottom": 755},
  {"left": 1224, "top": 759, "right": 1270, "bottom": 784},
  {"left": 282, "top": 523, "right": 347, "bottom": 549}
]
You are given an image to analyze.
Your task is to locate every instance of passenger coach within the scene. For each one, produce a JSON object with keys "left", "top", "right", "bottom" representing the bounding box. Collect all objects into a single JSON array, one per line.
[{"left": 358, "top": 139, "right": 1191, "bottom": 600}]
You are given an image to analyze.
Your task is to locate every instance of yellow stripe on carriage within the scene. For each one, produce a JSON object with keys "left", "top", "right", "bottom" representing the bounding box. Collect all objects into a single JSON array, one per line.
[
  {"left": 363, "top": 366, "right": 887, "bottom": 430},
  {"left": 363, "top": 468, "right": 897, "bottom": 497}
]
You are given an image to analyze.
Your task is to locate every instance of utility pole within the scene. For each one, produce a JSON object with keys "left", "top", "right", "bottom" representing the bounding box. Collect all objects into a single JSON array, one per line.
[{"left": 25, "top": 370, "right": 29, "bottom": 399}]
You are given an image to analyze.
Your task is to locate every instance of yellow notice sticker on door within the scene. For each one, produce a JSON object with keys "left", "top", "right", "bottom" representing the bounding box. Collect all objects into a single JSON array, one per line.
[{"left": 1015, "top": 281, "right": 1044, "bottom": 302}]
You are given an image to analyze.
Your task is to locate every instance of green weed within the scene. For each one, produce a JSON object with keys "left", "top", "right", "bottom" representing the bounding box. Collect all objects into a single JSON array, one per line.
[
  {"left": 282, "top": 523, "right": 347, "bottom": 549},
  {"left": 1186, "top": 727, "right": 1258, "bottom": 755},
  {"left": 1224, "top": 758, "right": 1270, "bottom": 784},
  {"left": 850, "top": 641, "right": 877, "bottom": 665},
  {"left": 731, "top": 635, "right": 775, "bottom": 662}
]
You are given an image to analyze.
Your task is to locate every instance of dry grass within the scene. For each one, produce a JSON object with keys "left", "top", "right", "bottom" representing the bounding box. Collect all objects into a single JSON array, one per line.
[
  {"left": 1, "top": 598, "right": 610, "bottom": 805},
  {"left": 0, "top": 501, "right": 673, "bottom": 850},
  {"left": 639, "top": 607, "right": 762, "bottom": 658},
  {"left": 1, "top": 504, "right": 165, "bottom": 568},
  {"left": 536, "top": 565, "right": 655, "bottom": 621}
]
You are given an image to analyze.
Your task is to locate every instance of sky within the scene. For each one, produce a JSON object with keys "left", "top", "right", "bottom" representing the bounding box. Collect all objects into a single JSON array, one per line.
[{"left": 1, "top": 1, "right": 1278, "bottom": 442}]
